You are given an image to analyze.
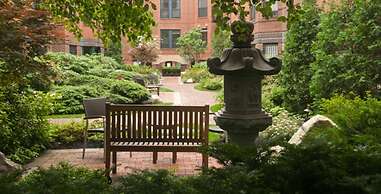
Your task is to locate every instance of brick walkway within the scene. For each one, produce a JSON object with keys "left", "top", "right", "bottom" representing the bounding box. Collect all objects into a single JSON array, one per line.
[
  {"left": 25, "top": 149, "right": 220, "bottom": 177},
  {"left": 159, "top": 77, "right": 217, "bottom": 106},
  {"left": 29, "top": 77, "right": 221, "bottom": 177}
]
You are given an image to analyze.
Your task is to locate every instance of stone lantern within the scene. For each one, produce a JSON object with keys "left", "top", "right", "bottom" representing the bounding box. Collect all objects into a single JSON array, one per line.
[{"left": 207, "top": 20, "right": 281, "bottom": 146}]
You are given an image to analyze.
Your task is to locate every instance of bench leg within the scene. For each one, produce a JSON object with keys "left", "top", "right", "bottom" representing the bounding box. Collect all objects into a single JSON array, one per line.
[
  {"left": 153, "top": 151, "right": 158, "bottom": 164},
  {"left": 112, "top": 151, "right": 117, "bottom": 174},
  {"left": 202, "top": 153, "right": 208, "bottom": 168},
  {"left": 105, "top": 149, "right": 111, "bottom": 177},
  {"left": 172, "top": 152, "right": 177, "bottom": 164}
]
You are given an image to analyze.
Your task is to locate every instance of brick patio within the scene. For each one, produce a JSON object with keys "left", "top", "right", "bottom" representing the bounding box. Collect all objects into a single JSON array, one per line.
[
  {"left": 30, "top": 77, "right": 221, "bottom": 177},
  {"left": 25, "top": 149, "right": 221, "bottom": 177}
]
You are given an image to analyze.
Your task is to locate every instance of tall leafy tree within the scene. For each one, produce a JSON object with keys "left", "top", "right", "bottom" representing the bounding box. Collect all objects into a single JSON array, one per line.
[
  {"left": 310, "top": 0, "right": 381, "bottom": 101},
  {"left": 42, "top": 0, "right": 156, "bottom": 46},
  {"left": 280, "top": 2, "right": 320, "bottom": 113},
  {"left": 211, "top": 30, "right": 232, "bottom": 57},
  {"left": 176, "top": 28, "right": 206, "bottom": 66},
  {"left": 0, "top": 0, "right": 57, "bottom": 87}
]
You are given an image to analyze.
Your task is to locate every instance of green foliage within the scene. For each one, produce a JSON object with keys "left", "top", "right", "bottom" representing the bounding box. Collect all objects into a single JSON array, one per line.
[
  {"left": 114, "top": 170, "right": 194, "bottom": 194},
  {"left": 0, "top": 88, "right": 52, "bottom": 164},
  {"left": 280, "top": 4, "right": 320, "bottom": 113},
  {"left": 212, "top": 0, "right": 299, "bottom": 32},
  {"left": 197, "top": 77, "right": 223, "bottom": 91},
  {"left": 109, "top": 81, "right": 150, "bottom": 104},
  {"left": 104, "top": 41, "right": 123, "bottom": 64},
  {"left": 321, "top": 95, "right": 381, "bottom": 141},
  {"left": 0, "top": 0, "right": 56, "bottom": 88},
  {"left": 176, "top": 28, "right": 206, "bottom": 65},
  {"left": 18, "top": 163, "right": 110, "bottom": 194},
  {"left": 211, "top": 30, "right": 232, "bottom": 57},
  {"left": 48, "top": 122, "right": 85, "bottom": 145},
  {"left": 42, "top": 0, "right": 155, "bottom": 46},
  {"left": 310, "top": 0, "right": 381, "bottom": 101},
  {"left": 162, "top": 66, "right": 181, "bottom": 76},
  {"left": 259, "top": 109, "right": 302, "bottom": 145},
  {"left": 41, "top": 53, "right": 152, "bottom": 114},
  {"left": 181, "top": 63, "right": 213, "bottom": 83}
]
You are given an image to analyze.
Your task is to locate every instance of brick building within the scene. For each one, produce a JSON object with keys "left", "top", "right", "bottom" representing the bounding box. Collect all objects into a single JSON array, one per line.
[{"left": 49, "top": 0, "right": 337, "bottom": 67}]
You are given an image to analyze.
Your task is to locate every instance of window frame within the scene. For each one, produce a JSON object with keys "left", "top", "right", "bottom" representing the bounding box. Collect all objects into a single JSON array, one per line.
[
  {"left": 160, "top": 29, "right": 181, "bottom": 49},
  {"left": 160, "top": 0, "right": 181, "bottom": 19},
  {"left": 198, "top": 0, "right": 207, "bottom": 17}
]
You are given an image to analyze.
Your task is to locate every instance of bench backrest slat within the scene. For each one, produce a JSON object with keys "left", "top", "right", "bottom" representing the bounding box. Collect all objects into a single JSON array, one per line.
[{"left": 106, "top": 104, "right": 209, "bottom": 144}]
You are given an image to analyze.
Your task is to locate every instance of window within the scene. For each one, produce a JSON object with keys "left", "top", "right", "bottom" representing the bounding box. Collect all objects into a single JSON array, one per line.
[
  {"left": 160, "top": 0, "right": 180, "bottom": 18},
  {"left": 198, "top": 0, "right": 207, "bottom": 17},
  {"left": 201, "top": 28, "right": 208, "bottom": 46},
  {"left": 69, "top": 45, "right": 77, "bottom": 55},
  {"left": 82, "top": 46, "right": 101, "bottom": 55},
  {"left": 250, "top": 6, "right": 256, "bottom": 21},
  {"left": 263, "top": 43, "right": 278, "bottom": 59},
  {"left": 160, "top": 30, "right": 180, "bottom": 48}
]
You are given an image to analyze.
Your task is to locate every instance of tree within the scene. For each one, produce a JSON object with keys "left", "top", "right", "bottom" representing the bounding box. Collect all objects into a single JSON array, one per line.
[
  {"left": 211, "top": 30, "right": 232, "bottom": 57},
  {"left": 42, "top": 0, "right": 156, "bottom": 46},
  {"left": 0, "top": 0, "right": 57, "bottom": 87},
  {"left": 104, "top": 41, "right": 123, "bottom": 64},
  {"left": 310, "top": 0, "right": 381, "bottom": 101},
  {"left": 279, "top": 2, "right": 320, "bottom": 113},
  {"left": 130, "top": 38, "right": 159, "bottom": 66},
  {"left": 176, "top": 28, "right": 206, "bottom": 66}
]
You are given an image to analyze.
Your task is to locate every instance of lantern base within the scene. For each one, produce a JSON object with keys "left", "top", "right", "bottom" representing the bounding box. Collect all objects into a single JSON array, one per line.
[{"left": 215, "top": 110, "right": 272, "bottom": 146}]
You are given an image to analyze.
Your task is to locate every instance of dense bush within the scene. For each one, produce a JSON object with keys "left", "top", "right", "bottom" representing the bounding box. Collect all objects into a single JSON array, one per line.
[
  {"left": 321, "top": 95, "right": 381, "bottom": 141},
  {"left": 310, "top": 0, "right": 381, "bottom": 101},
  {"left": 0, "top": 88, "right": 52, "bottom": 164},
  {"left": 41, "top": 53, "right": 152, "bottom": 114},
  {"left": 162, "top": 66, "right": 181, "bottom": 76},
  {"left": 0, "top": 163, "right": 110, "bottom": 194},
  {"left": 109, "top": 81, "right": 150, "bottom": 104},
  {"left": 280, "top": 3, "right": 320, "bottom": 113},
  {"left": 197, "top": 77, "right": 223, "bottom": 91},
  {"left": 181, "top": 63, "right": 213, "bottom": 83}
]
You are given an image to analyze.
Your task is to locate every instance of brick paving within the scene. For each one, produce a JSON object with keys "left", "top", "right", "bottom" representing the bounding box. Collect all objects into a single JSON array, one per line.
[
  {"left": 159, "top": 76, "right": 217, "bottom": 106},
  {"left": 30, "top": 77, "right": 221, "bottom": 176},
  {"left": 25, "top": 149, "right": 221, "bottom": 177}
]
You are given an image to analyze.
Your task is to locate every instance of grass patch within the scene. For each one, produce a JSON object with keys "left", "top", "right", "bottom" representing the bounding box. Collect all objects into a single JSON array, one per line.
[
  {"left": 160, "top": 87, "right": 174, "bottom": 92},
  {"left": 46, "top": 114, "right": 84, "bottom": 119}
]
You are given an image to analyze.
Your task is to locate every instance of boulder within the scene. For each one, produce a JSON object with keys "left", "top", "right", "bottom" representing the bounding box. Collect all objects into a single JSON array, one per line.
[
  {"left": 0, "top": 152, "right": 22, "bottom": 173},
  {"left": 288, "top": 115, "right": 338, "bottom": 145}
]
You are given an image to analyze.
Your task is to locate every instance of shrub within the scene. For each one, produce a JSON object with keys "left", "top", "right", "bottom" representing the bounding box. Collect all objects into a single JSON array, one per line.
[
  {"left": 18, "top": 163, "right": 110, "bottom": 194},
  {"left": 110, "top": 80, "right": 150, "bottom": 104},
  {"left": 181, "top": 63, "right": 214, "bottom": 83},
  {"left": 320, "top": 95, "right": 381, "bottom": 141},
  {"left": 0, "top": 88, "right": 52, "bottom": 164},
  {"left": 162, "top": 66, "right": 181, "bottom": 76},
  {"left": 197, "top": 77, "right": 223, "bottom": 91},
  {"left": 259, "top": 109, "right": 302, "bottom": 145},
  {"left": 114, "top": 170, "right": 193, "bottom": 194}
]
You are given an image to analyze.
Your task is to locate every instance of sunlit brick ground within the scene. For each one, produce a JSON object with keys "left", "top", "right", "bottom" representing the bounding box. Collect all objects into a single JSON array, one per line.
[{"left": 25, "top": 149, "right": 221, "bottom": 177}]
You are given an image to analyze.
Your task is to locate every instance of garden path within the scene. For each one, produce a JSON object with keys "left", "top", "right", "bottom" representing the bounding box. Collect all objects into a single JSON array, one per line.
[{"left": 159, "top": 76, "right": 217, "bottom": 106}]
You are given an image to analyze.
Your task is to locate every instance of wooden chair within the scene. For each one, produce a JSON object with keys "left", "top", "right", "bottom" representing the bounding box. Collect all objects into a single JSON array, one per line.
[
  {"left": 82, "top": 97, "right": 106, "bottom": 159},
  {"left": 134, "top": 77, "right": 161, "bottom": 96}
]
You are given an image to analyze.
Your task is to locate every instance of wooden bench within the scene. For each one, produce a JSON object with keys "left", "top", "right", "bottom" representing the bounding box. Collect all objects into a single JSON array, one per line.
[{"left": 105, "top": 103, "right": 209, "bottom": 174}]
